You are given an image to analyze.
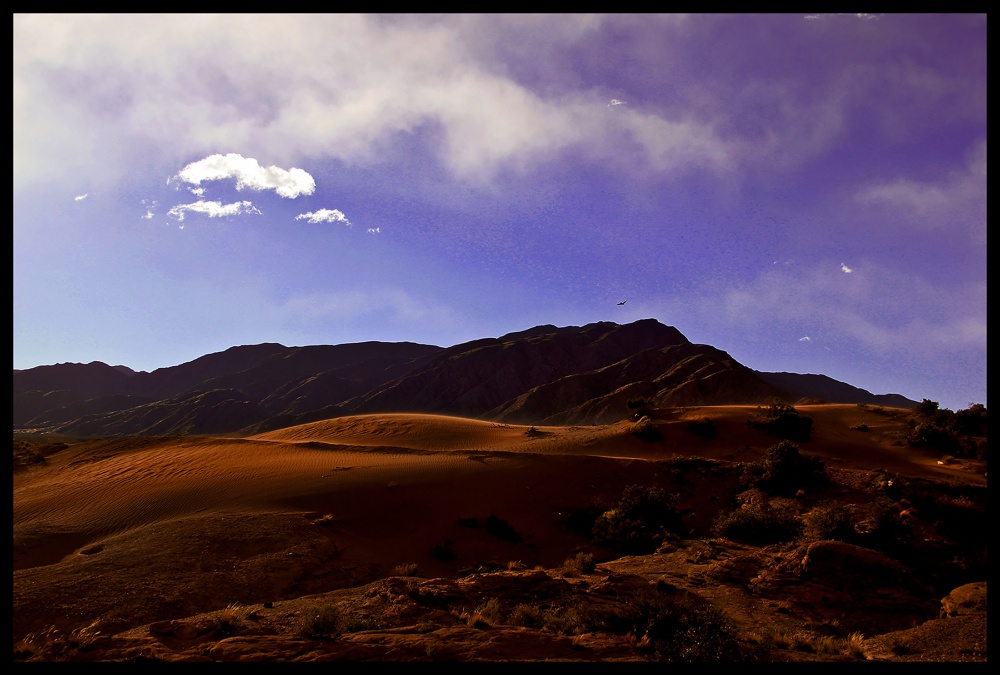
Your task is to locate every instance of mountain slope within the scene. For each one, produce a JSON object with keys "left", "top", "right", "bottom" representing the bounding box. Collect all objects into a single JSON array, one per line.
[{"left": 12, "top": 319, "right": 919, "bottom": 437}]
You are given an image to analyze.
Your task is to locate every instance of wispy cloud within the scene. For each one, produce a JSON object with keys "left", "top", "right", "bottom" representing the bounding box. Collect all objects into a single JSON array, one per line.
[
  {"left": 855, "top": 139, "right": 986, "bottom": 232},
  {"left": 167, "top": 200, "right": 263, "bottom": 221},
  {"left": 172, "top": 153, "right": 316, "bottom": 199},
  {"left": 295, "top": 209, "right": 351, "bottom": 226},
  {"left": 140, "top": 199, "right": 157, "bottom": 220},
  {"left": 840, "top": 262, "right": 853, "bottom": 274},
  {"left": 804, "top": 13, "right": 881, "bottom": 21},
  {"left": 279, "top": 287, "right": 459, "bottom": 327},
  {"left": 74, "top": 194, "right": 88, "bottom": 201},
  {"left": 713, "top": 261, "right": 985, "bottom": 355}
]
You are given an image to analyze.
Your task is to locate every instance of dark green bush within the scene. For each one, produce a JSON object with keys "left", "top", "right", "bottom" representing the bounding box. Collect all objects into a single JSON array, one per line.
[
  {"left": 430, "top": 539, "right": 455, "bottom": 561},
  {"left": 631, "top": 415, "right": 663, "bottom": 442},
  {"left": 906, "top": 421, "right": 962, "bottom": 455},
  {"left": 485, "top": 514, "right": 521, "bottom": 543},
  {"left": 630, "top": 596, "right": 750, "bottom": 662},
  {"left": 802, "top": 503, "right": 856, "bottom": 542},
  {"left": 563, "top": 551, "right": 596, "bottom": 574},
  {"left": 300, "top": 602, "right": 342, "bottom": 639},
  {"left": 687, "top": 417, "right": 717, "bottom": 439},
  {"left": 746, "top": 401, "right": 813, "bottom": 442},
  {"left": 592, "top": 485, "right": 687, "bottom": 554},
  {"left": 741, "top": 441, "right": 827, "bottom": 496},
  {"left": 713, "top": 501, "right": 802, "bottom": 545}
]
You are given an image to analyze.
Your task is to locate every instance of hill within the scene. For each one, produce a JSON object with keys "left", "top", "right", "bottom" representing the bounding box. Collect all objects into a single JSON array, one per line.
[
  {"left": 13, "top": 319, "right": 918, "bottom": 437},
  {"left": 13, "top": 405, "right": 986, "bottom": 662}
]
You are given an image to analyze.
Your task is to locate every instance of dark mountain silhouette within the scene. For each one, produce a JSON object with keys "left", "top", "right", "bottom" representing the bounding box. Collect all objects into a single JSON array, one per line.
[
  {"left": 755, "top": 371, "right": 919, "bottom": 409},
  {"left": 13, "top": 319, "right": 919, "bottom": 437}
]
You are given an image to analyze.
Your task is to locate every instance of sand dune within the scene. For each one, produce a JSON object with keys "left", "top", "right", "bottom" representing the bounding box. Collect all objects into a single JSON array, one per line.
[{"left": 13, "top": 405, "right": 985, "bottom": 646}]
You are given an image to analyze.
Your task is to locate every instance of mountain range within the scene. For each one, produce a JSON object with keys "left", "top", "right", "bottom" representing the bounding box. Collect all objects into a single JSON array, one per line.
[{"left": 13, "top": 319, "right": 918, "bottom": 437}]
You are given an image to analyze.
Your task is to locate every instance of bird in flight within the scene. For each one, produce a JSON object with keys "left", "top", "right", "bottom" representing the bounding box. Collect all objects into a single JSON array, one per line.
[{"left": 617, "top": 300, "right": 627, "bottom": 305}]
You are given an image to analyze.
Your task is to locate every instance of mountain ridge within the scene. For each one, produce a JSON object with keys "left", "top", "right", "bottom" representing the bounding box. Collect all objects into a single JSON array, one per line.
[{"left": 13, "top": 319, "right": 919, "bottom": 437}]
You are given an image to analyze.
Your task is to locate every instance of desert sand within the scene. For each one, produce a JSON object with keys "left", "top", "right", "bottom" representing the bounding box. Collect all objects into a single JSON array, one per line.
[{"left": 13, "top": 405, "right": 987, "bottom": 661}]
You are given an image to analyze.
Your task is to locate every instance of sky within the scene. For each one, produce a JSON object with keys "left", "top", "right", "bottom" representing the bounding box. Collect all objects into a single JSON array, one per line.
[{"left": 13, "top": 13, "right": 987, "bottom": 412}]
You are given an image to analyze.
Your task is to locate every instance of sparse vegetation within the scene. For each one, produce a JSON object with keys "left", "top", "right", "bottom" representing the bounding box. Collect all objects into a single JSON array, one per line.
[
  {"left": 299, "top": 602, "right": 342, "bottom": 640},
  {"left": 430, "top": 539, "right": 455, "bottom": 561},
  {"left": 802, "top": 502, "right": 856, "bottom": 542},
  {"left": 563, "top": 551, "right": 596, "bottom": 575},
  {"left": 746, "top": 401, "right": 813, "bottom": 442},
  {"left": 212, "top": 603, "right": 250, "bottom": 636},
  {"left": 14, "top": 621, "right": 103, "bottom": 660},
  {"left": 687, "top": 417, "right": 717, "bottom": 439},
  {"left": 13, "top": 440, "right": 67, "bottom": 469},
  {"left": 630, "top": 415, "right": 663, "bottom": 442},
  {"left": 391, "top": 562, "right": 422, "bottom": 577},
  {"left": 485, "top": 514, "right": 520, "bottom": 543},
  {"left": 905, "top": 400, "right": 987, "bottom": 460},
  {"left": 592, "top": 484, "right": 687, "bottom": 554},
  {"left": 627, "top": 397, "right": 654, "bottom": 419},
  {"left": 740, "top": 440, "right": 827, "bottom": 496},
  {"left": 713, "top": 500, "right": 802, "bottom": 545},
  {"left": 627, "top": 595, "right": 751, "bottom": 662},
  {"left": 342, "top": 616, "right": 382, "bottom": 633}
]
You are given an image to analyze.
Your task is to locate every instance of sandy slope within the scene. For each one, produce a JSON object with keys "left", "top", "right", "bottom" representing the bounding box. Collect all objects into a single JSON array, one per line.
[{"left": 13, "top": 405, "right": 985, "bottom": 645}]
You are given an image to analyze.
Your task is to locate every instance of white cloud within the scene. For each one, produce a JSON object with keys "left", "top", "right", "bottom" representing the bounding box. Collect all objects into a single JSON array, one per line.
[
  {"left": 608, "top": 99, "right": 626, "bottom": 107},
  {"left": 799, "top": 336, "right": 812, "bottom": 342},
  {"left": 74, "top": 193, "right": 88, "bottom": 201},
  {"left": 12, "top": 15, "right": 739, "bottom": 192},
  {"left": 295, "top": 209, "right": 351, "bottom": 226},
  {"left": 167, "top": 200, "right": 262, "bottom": 221},
  {"left": 173, "top": 153, "right": 316, "bottom": 199},
  {"left": 840, "top": 262, "right": 853, "bottom": 274},
  {"left": 367, "top": 227, "right": 380, "bottom": 234}
]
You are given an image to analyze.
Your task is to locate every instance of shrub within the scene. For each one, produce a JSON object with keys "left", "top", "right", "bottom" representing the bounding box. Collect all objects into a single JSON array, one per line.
[
  {"left": 563, "top": 551, "right": 596, "bottom": 575},
  {"left": 592, "top": 485, "right": 686, "bottom": 553},
  {"left": 951, "top": 404, "right": 986, "bottom": 436},
  {"left": 430, "top": 539, "right": 455, "bottom": 561},
  {"left": 747, "top": 401, "right": 813, "bottom": 442},
  {"left": 687, "top": 417, "right": 717, "bottom": 439},
  {"left": 713, "top": 501, "right": 802, "bottom": 545},
  {"left": 854, "top": 497, "right": 912, "bottom": 555},
  {"left": 472, "top": 597, "right": 504, "bottom": 626},
  {"left": 342, "top": 616, "right": 382, "bottom": 633},
  {"left": 802, "top": 503, "right": 857, "bottom": 542},
  {"left": 906, "top": 421, "right": 962, "bottom": 456},
  {"left": 630, "top": 596, "right": 748, "bottom": 662},
  {"left": 559, "top": 504, "right": 603, "bottom": 538},
  {"left": 485, "top": 515, "right": 521, "bottom": 543},
  {"left": 300, "top": 602, "right": 342, "bottom": 639},
  {"left": 391, "top": 562, "right": 422, "bottom": 577},
  {"left": 627, "top": 398, "right": 653, "bottom": 418},
  {"left": 508, "top": 602, "right": 544, "bottom": 628},
  {"left": 631, "top": 415, "right": 663, "bottom": 442},
  {"left": 741, "top": 441, "right": 826, "bottom": 496}
]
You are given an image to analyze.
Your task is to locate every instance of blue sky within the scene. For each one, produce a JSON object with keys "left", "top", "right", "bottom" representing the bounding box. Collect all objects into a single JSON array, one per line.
[{"left": 13, "top": 14, "right": 986, "bottom": 411}]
